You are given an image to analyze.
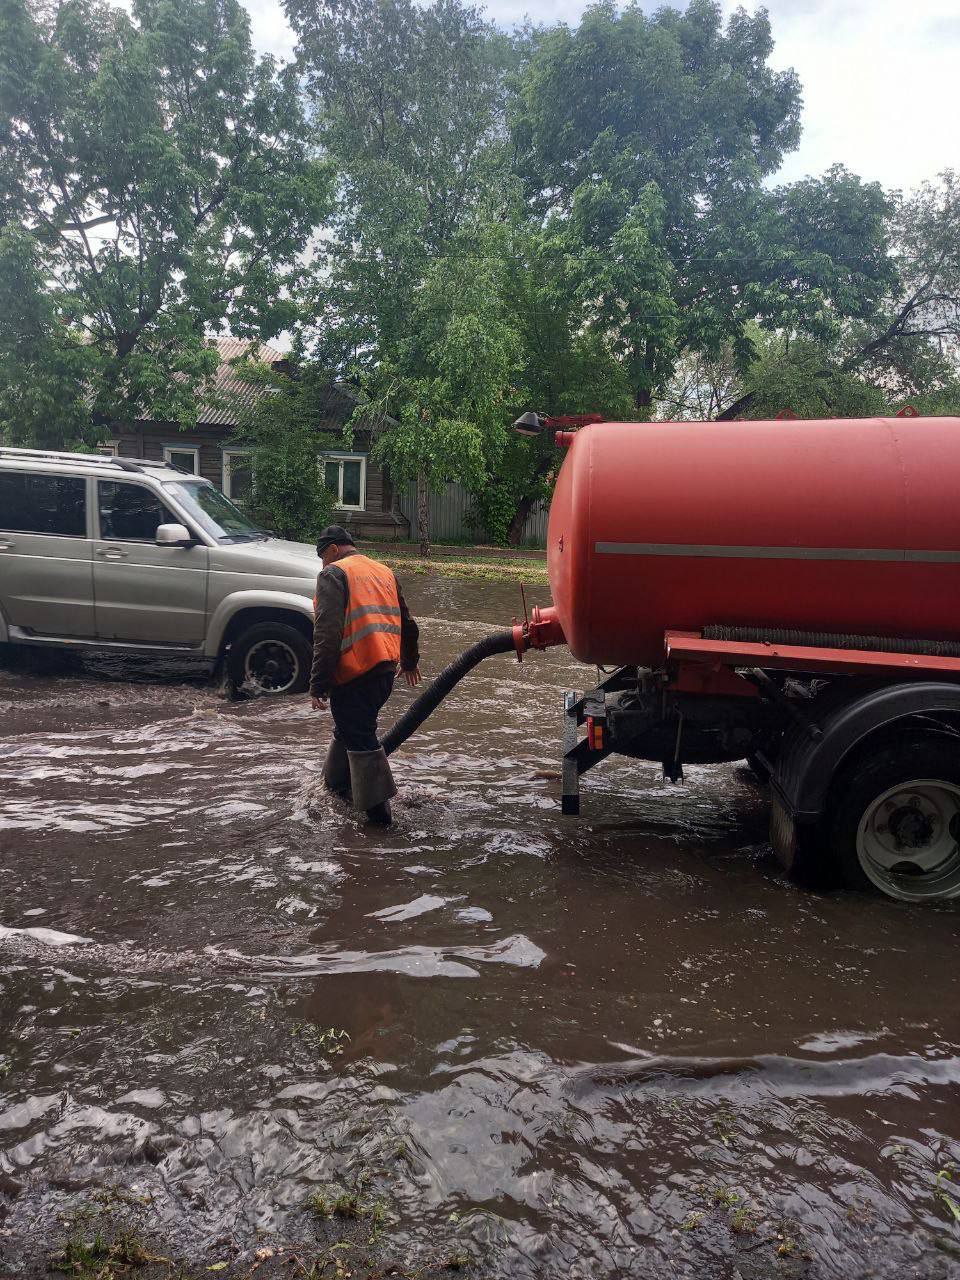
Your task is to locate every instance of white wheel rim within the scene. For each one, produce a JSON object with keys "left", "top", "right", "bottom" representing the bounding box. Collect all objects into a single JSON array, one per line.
[
  {"left": 856, "top": 778, "right": 960, "bottom": 901},
  {"left": 243, "top": 638, "right": 300, "bottom": 693}
]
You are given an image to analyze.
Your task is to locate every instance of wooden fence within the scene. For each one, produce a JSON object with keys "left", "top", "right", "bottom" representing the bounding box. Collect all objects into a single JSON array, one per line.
[{"left": 398, "top": 481, "right": 548, "bottom": 548}]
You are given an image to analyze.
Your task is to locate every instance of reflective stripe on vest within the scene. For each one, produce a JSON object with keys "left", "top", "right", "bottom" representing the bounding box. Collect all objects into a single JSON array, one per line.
[{"left": 333, "top": 554, "right": 402, "bottom": 685}]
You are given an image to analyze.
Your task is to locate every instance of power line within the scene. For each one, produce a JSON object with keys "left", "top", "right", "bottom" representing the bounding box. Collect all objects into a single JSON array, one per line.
[{"left": 323, "top": 252, "right": 893, "bottom": 265}]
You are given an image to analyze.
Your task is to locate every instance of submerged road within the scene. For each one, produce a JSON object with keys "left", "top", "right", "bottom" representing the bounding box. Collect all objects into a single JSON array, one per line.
[{"left": 0, "top": 575, "right": 958, "bottom": 1277}]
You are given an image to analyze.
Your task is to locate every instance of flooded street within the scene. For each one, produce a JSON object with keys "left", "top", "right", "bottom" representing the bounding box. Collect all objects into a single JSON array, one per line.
[{"left": 1, "top": 574, "right": 958, "bottom": 1277}]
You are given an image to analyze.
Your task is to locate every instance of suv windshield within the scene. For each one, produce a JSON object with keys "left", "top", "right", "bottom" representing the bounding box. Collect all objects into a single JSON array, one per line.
[{"left": 162, "top": 480, "right": 266, "bottom": 543}]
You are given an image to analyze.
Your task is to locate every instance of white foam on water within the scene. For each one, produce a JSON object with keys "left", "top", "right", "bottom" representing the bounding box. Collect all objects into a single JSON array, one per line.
[{"left": 0, "top": 924, "right": 91, "bottom": 946}]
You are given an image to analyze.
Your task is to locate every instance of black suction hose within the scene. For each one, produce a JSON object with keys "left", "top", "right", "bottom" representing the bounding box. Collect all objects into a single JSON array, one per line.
[{"left": 382, "top": 628, "right": 518, "bottom": 756}]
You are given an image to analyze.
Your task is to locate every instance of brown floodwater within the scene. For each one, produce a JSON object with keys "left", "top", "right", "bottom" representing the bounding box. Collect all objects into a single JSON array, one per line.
[{"left": 0, "top": 574, "right": 958, "bottom": 1277}]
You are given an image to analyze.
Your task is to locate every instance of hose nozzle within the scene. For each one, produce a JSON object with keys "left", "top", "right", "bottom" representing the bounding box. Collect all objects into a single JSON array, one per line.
[{"left": 513, "top": 605, "right": 565, "bottom": 661}]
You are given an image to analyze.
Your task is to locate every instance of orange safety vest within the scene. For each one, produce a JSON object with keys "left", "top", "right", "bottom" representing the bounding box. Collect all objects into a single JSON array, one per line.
[{"left": 327, "top": 554, "right": 402, "bottom": 685}]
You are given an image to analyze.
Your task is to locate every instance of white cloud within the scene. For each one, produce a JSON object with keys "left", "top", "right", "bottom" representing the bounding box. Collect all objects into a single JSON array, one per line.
[
  {"left": 480, "top": 0, "right": 591, "bottom": 23},
  {"left": 243, "top": 0, "right": 297, "bottom": 60},
  {"left": 725, "top": 0, "right": 960, "bottom": 190},
  {"left": 242, "top": 0, "right": 959, "bottom": 192}
]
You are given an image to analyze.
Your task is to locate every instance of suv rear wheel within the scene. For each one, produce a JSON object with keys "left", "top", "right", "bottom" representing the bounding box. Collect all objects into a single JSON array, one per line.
[
  {"left": 828, "top": 735, "right": 960, "bottom": 901},
  {"left": 228, "top": 622, "right": 311, "bottom": 695}
]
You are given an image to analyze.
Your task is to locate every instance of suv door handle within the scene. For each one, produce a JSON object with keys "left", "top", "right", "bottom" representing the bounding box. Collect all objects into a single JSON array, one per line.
[
  {"left": 0, "top": 539, "right": 13, "bottom": 551},
  {"left": 97, "top": 547, "right": 129, "bottom": 560}
]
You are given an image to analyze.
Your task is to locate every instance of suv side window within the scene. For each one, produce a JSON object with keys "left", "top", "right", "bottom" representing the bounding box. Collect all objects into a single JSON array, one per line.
[
  {"left": 0, "top": 472, "right": 87, "bottom": 537},
  {"left": 98, "top": 481, "right": 178, "bottom": 542}
]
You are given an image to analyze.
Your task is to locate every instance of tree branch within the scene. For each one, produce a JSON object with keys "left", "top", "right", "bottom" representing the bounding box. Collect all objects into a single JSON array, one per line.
[
  {"left": 63, "top": 212, "right": 117, "bottom": 232},
  {"left": 715, "top": 389, "right": 756, "bottom": 420}
]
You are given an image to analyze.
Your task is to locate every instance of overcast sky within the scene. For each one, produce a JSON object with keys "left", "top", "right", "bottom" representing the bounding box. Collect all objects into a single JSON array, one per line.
[{"left": 245, "top": 0, "right": 958, "bottom": 193}]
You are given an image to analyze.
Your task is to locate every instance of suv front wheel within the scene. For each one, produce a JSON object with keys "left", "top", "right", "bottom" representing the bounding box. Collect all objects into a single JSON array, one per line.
[{"left": 228, "top": 622, "right": 312, "bottom": 695}]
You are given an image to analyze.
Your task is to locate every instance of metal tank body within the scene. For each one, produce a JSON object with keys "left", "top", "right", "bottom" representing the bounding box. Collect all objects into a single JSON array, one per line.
[{"left": 547, "top": 417, "right": 960, "bottom": 668}]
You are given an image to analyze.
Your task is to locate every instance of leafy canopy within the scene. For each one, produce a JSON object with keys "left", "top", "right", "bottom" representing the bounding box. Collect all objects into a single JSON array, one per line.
[
  {"left": 286, "top": 0, "right": 518, "bottom": 546},
  {"left": 511, "top": 3, "right": 896, "bottom": 413},
  {"left": 365, "top": 215, "right": 524, "bottom": 499},
  {"left": 706, "top": 172, "right": 960, "bottom": 421},
  {"left": 0, "top": 0, "right": 331, "bottom": 444},
  {"left": 288, "top": 0, "right": 509, "bottom": 370},
  {"left": 229, "top": 357, "right": 337, "bottom": 541}
]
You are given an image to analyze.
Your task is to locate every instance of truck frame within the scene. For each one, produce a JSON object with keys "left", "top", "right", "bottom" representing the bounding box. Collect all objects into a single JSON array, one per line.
[{"left": 559, "top": 629, "right": 960, "bottom": 903}]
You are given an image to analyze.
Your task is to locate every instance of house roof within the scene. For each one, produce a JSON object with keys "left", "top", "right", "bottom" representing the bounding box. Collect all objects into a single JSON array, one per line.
[
  {"left": 196, "top": 337, "right": 394, "bottom": 430},
  {"left": 197, "top": 336, "right": 287, "bottom": 426},
  {"left": 125, "top": 335, "right": 394, "bottom": 433}
]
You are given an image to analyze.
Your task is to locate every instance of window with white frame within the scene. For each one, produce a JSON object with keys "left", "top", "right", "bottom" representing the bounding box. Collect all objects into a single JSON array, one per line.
[
  {"left": 322, "top": 454, "right": 366, "bottom": 510},
  {"left": 222, "top": 449, "right": 254, "bottom": 503},
  {"left": 163, "top": 445, "right": 199, "bottom": 474}
]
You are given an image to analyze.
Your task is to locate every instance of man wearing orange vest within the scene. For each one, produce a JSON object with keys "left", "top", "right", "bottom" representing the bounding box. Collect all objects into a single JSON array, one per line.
[{"left": 309, "top": 525, "right": 421, "bottom": 825}]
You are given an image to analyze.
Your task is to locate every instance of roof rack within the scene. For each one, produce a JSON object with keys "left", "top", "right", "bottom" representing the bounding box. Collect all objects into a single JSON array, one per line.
[
  {"left": 136, "top": 458, "right": 196, "bottom": 475},
  {"left": 0, "top": 445, "right": 143, "bottom": 473},
  {"left": 0, "top": 446, "right": 202, "bottom": 479}
]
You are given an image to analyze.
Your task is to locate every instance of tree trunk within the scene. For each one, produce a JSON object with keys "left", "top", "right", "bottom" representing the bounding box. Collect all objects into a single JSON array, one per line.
[
  {"left": 416, "top": 470, "right": 430, "bottom": 556},
  {"left": 506, "top": 494, "right": 535, "bottom": 548},
  {"left": 505, "top": 445, "right": 555, "bottom": 548},
  {"left": 632, "top": 337, "right": 656, "bottom": 416}
]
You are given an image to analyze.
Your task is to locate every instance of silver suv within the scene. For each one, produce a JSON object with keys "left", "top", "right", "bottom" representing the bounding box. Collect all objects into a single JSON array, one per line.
[{"left": 0, "top": 446, "right": 320, "bottom": 693}]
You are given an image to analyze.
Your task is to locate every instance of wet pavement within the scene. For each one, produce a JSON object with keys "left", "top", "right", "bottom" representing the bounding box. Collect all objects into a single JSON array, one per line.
[{"left": 0, "top": 575, "right": 958, "bottom": 1277}]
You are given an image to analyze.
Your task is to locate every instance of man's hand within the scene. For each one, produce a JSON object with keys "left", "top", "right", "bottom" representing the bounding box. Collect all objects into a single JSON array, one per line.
[
  {"left": 401, "top": 665, "right": 423, "bottom": 688},
  {"left": 310, "top": 695, "right": 328, "bottom": 711}
]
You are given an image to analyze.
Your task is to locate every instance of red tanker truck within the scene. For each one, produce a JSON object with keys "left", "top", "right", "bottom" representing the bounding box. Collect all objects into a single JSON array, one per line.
[{"left": 385, "top": 412, "right": 960, "bottom": 905}]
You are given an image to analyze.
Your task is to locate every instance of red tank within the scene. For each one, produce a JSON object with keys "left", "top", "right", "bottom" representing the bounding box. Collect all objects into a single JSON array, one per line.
[{"left": 546, "top": 417, "right": 960, "bottom": 667}]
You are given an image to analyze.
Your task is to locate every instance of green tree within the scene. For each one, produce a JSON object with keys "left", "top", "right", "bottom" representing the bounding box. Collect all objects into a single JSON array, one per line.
[
  {"left": 713, "top": 173, "right": 960, "bottom": 421},
  {"left": 847, "top": 173, "right": 960, "bottom": 396},
  {"left": 229, "top": 357, "right": 337, "bottom": 542},
  {"left": 739, "top": 333, "right": 887, "bottom": 420},
  {"left": 359, "top": 216, "right": 524, "bottom": 552},
  {"left": 289, "top": 0, "right": 957, "bottom": 550},
  {"left": 472, "top": 217, "right": 634, "bottom": 545},
  {"left": 287, "top": 0, "right": 513, "bottom": 549},
  {"left": 513, "top": 0, "right": 801, "bottom": 217},
  {"left": 512, "top": 4, "right": 898, "bottom": 418},
  {"left": 288, "top": 0, "right": 509, "bottom": 368},
  {"left": 0, "top": 0, "right": 331, "bottom": 445},
  {"left": 562, "top": 180, "right": 679, "bottom": 417}
]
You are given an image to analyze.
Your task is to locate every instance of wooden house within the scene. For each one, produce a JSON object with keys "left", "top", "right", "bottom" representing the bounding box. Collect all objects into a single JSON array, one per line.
[{"left": 102, "top": 337, "right": 409, "bottom": 541}]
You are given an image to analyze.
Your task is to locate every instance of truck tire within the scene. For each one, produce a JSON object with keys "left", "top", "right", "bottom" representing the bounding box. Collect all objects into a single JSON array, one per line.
[
  {"left": 827, "top": 735, "right": 960, "bottom": 901},
  {"left": 228, "top": 622, "right": 312, "bottom": 695}
]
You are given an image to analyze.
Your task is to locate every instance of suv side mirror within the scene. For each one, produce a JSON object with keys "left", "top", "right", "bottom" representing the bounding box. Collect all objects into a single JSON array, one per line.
[{"left": 156, "top": 523, "right": 194, "bottom": 548}]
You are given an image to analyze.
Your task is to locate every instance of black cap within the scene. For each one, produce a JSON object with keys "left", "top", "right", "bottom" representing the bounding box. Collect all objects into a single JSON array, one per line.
[{"left": 316, "top": 524, "right": 356, "bottom": 556}]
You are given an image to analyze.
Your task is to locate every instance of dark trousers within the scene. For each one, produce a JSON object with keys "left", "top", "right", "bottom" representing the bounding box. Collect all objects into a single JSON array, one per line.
[{"left": 329, "top": 667, "right": 396, "bottom": 752}]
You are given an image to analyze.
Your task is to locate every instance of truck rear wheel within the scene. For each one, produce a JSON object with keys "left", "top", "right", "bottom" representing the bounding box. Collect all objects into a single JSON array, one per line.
[
  {"left": 828, "top": 737, "right": 960, "bottom": 901},
  {"left": 228, "top": 622, "right": 311, "bottom": 695}
]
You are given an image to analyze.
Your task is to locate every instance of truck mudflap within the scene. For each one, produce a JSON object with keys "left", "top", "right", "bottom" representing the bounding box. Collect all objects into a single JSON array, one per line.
[{"left": 769, "top": 792, "right": 799, "bottom": 873}]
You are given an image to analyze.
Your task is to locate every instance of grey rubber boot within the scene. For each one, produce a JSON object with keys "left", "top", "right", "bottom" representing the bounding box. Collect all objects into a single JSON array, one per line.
[
  {"left": 347, "top": 748, "right": 398, "bottom": 825},
  {"left": 322, "top": 738, "right": 352, "bottom": 799}
]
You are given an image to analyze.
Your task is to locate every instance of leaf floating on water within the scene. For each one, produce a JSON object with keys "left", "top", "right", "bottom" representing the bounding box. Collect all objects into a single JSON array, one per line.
[{"left": 936, "top": 1166, "right": 960, "bottom": 1223}]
